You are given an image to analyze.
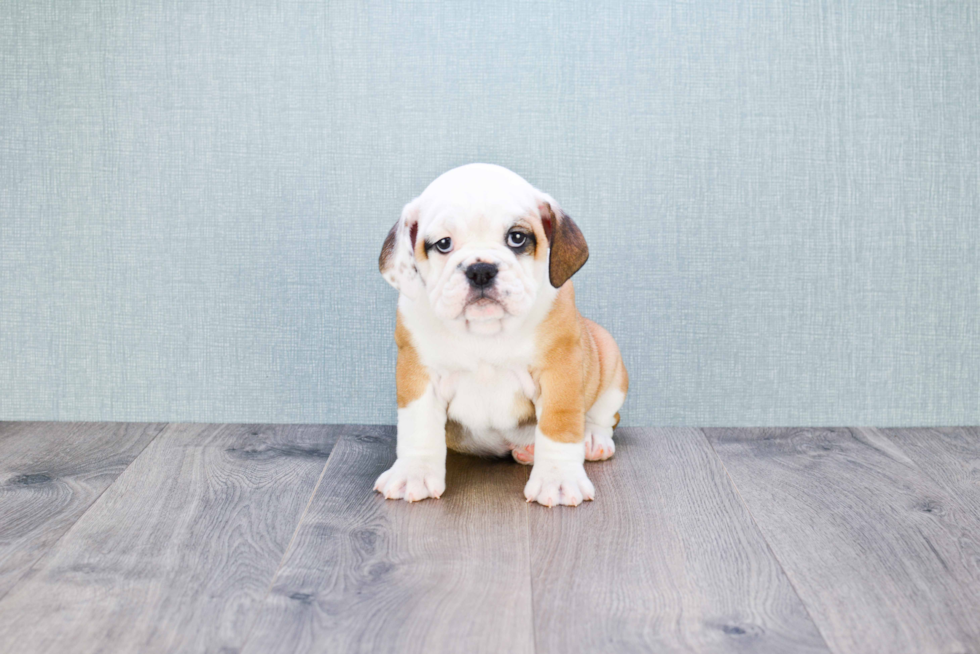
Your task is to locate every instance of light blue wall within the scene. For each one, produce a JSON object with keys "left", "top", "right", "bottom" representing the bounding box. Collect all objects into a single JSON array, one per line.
[{"left": 1, "top": 1, "right": 977, "bottom": 425}]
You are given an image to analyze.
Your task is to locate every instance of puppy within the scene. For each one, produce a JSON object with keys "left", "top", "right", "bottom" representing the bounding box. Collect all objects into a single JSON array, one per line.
[{"left": 375, "top": 163, "right": 628, "bottom": 507}]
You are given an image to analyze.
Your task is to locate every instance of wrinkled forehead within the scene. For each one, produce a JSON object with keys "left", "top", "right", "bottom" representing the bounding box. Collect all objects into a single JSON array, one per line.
[{"left": 416, "top": 167, "right": 541, "bottom": 235}]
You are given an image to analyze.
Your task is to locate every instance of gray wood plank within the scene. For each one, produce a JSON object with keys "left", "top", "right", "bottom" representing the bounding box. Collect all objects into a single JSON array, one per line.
[
  {"left": 529, "top": 427, "right": 829, "bottom": 654},
  {"left": 241, "top": 426, "right": 535, "bottom": 654},
  {"left": 878, "top": 427, "right": 980, "bottom": 514},
  {"left": 705, "top": 427, "right": 980, "bottom": 654},
  {"left": 0, "top": 423, "right": 339, "bottom": 654},
  {"left": 0, "top": 422, "right": 165, "bottom": 600}
]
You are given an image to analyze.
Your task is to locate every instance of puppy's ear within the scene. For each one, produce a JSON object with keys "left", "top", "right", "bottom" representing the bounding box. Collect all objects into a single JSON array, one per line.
[
  {"left": 538, "top": 196, "right": 589, "bottom": 288},
  {"left": 379, "top": 201, "right": 424, "bottom": 299}
]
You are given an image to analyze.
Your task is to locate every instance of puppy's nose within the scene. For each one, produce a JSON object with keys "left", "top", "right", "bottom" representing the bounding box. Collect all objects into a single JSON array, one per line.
[{"left": 465, "top": 262, "right": 498, "bottom": 288}]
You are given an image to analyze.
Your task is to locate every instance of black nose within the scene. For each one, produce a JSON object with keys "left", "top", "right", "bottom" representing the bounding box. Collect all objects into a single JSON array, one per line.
[{"left": 465, "top": 262, "right": 498, "bottom": 288}]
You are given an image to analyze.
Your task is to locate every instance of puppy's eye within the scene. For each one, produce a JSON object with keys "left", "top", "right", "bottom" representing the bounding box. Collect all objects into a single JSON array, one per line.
[
  {"left": 434, "top": 237, "right": 452, "bottom": 254},
  {"left": 506, "top": 231, "right": 528, "bottom": 249}
]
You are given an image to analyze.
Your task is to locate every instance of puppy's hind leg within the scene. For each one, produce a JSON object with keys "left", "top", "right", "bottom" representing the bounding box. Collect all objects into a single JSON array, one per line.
[
  {"left": 584, "top": 387, "right": 625, "bottom": 461},
  {"left": 509, "top": 424, "right": 538, "bottom": 465},
  {"left": 511, "top": 443, "right": 535, "bottom": 465}
]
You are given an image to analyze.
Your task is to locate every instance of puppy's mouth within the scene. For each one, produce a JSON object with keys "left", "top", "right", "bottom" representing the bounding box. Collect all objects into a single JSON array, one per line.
[{"left": 463, "top": 294, "right": 506, "bottom": 322}]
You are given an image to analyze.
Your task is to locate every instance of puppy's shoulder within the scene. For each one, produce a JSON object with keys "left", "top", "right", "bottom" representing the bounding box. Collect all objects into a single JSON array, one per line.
[
  {"left": 532, "top": 283, "right": 628, "bottom": 399},
  {"left": 533, "top": 283, "right": 584, "bottom": 362}
]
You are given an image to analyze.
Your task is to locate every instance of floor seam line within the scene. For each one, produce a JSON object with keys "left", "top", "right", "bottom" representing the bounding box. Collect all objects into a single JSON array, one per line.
[
  {"left": 697, "top": 427, "right": 837, "bottom": 654},
  {"left": 524, "top": 464, "right": 538, "bottom": 654},
  {"left": 236, "top": 424, "right": 347, "bottom": 652},
  {"left": 0, "top": 421, "right": 169, "bottom": 607},
  {"left": 866, "top": 427, "right": 973, "bottom": 509}
]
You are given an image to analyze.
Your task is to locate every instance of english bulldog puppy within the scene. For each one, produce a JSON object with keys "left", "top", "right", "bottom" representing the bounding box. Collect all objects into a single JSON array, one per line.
[{"left": 375, "top": 163, "right": 628, "bottom": 507}]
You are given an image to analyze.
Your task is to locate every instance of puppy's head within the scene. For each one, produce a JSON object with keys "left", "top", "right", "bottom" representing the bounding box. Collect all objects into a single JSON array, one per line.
[{"left": 380, "top": 164, "right": 588, "bottom": 335}]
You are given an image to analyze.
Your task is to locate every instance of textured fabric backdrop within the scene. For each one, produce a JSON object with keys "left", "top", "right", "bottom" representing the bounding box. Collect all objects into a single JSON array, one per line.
[{"left": 1, "top": 1, "right": 978, "bottom": 425}]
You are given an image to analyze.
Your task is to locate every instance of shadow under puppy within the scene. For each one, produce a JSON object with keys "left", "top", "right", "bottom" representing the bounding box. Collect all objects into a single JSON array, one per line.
[{"left": 377, "top": 163, "right": 628, "bottom": 507}]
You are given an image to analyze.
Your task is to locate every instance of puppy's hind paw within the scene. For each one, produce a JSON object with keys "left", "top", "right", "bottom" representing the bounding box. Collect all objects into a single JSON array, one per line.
[
  {"left": 510, "top": 443, "right": 534, "bottom": 465},
  {"left": 584, "top": 427, "right": 615, "bottom": 461},
  {"left": 374, "top": 458, "right": 446, "bottom": 502}
]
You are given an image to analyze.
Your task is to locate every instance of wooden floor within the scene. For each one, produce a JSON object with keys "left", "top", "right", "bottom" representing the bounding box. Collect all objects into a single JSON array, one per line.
[{"left": 0, "top": 424, "right": 978, "bottom": 653}]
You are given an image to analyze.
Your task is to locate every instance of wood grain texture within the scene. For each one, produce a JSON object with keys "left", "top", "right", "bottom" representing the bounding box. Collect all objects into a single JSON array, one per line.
[
  {"left": 0, "top": 423, "right": 339, "bottom": 654},
  {"left": 879, "top": 427, "right": 980, "bottom": 514},
  {"left": 0, "top": 422, "right": 165, "bottom": 600},
  {"left": 529, "top": 427, "right": 829, "bottom": 654},
  {"left": 705, "top": 427, "right": 980, "bottom": 654},
  {"left": 240, "top": 426, "right": 535, "bottom": 654},
  {"left": 6, "top": 423, "right": 980, "bottom": 653}
]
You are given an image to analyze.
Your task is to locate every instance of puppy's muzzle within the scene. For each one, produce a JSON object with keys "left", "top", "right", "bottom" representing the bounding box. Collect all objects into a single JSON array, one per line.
[{"left": 465, "top": 262, "right": 498, "bottom": 289}]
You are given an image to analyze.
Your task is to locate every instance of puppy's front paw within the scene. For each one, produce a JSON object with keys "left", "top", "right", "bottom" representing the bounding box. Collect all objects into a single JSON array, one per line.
[
  {"left": 374, "top": 458, "right": 446, "bottom": 502},
  {"left": 524, "top": 462, "right": 595, "bottom": 507}
]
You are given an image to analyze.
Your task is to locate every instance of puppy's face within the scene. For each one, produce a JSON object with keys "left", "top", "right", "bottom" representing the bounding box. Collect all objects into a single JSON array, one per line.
[{"left": 381, "top": 164, "right": 588, "bottom": 336}]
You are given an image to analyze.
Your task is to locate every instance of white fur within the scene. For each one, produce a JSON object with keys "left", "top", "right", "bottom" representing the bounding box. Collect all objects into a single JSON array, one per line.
[
  {"left": 524, "top": 435, "right": 594, "bottom": 507},
  {"left": 395, "top": 278, "right": 552, "bottom": 459},
  {"left": 373, "top": 384, "right": 447, "bottom": 501},
  {"left": 585, "top": 387, "right": 625, "bottom": 461},
  {"left": 376, "top": 164, "right": 622, "bottom": 506}
]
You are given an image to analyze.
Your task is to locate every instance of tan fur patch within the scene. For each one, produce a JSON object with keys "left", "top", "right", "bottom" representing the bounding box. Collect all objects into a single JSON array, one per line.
[
  {"left": 513, "top": 391, "right": 537, "bottom": 427},
  {"left": 532, "top": 284, "right": 587, "bottom": 442},
  {"left": 583, "top": 317, "right": 629, "bottom": 399},
  {"left": 444, "top": 419, "right": 466, "bottom": 453},
  {"left": 532, "top": 283, "right": 627, "bottom": 442},
  {"left": 530, "top": 213, "right": 550, "bottom": 265},
  {"left": 394, "top": 312, "right": 429, "bottom": 408}
]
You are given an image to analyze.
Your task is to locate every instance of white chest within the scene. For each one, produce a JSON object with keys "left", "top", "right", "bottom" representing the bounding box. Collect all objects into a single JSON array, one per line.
[{"left": 442, "top": 362, "right": 536, "bottom": 432}]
